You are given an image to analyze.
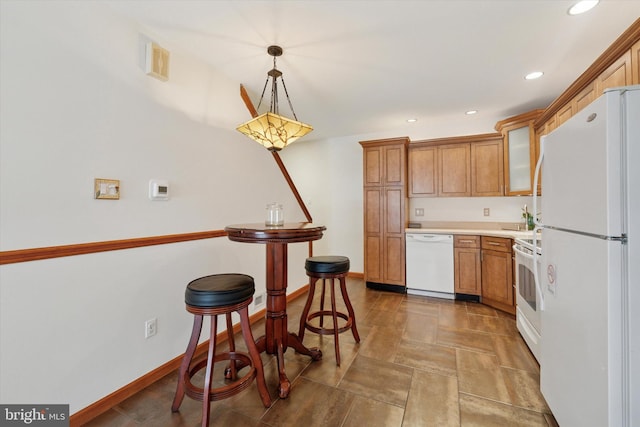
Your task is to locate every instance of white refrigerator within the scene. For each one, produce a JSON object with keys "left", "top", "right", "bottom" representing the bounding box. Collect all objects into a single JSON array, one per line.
[{"left": 534, "top": 86, "right": 639, "bottom": 427}]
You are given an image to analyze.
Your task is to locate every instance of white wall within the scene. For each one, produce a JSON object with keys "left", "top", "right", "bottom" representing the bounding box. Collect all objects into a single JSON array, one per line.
[
  {"left": 280, "top": 135, "right": 364, "bottom": 269},
  {"left": 0, "top": 1, "right": 310, "bottom": 413},
  {"left": 409, "top": 196, "right": 535, "bottom": 223}
]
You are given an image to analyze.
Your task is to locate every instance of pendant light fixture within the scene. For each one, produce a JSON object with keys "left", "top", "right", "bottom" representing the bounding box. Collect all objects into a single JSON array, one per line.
[{"left": 236, "top": 45, "right": 313, "bottom": 151}]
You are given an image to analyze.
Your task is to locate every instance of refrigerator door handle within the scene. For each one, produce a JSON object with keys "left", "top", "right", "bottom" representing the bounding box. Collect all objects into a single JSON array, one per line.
[
  {"left": 544, "top": 225, "right": 627, "bottom": 242},
  {"left": 533, "top": 137, "right": 544, "bottom": 230},
  {"left": 532, "top": 139, "right": 545, "bottom": 311}
]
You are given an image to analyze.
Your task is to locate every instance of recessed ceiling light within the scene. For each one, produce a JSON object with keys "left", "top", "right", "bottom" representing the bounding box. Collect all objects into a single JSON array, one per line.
[
  {"left": 568, "top": 1, "right": 599, "bottom": 15},
  {"left": 465, "top": 110, "right": 477, "bottom": 115},
  {"left": 406, "top": 118, "right": 417, "bottom": 123},
  {"left": 525, "top": 71, "right": 544, "bottom": 80}
]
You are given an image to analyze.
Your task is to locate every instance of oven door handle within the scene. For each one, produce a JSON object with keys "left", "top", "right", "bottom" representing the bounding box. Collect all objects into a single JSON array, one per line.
[
  {"left": 512, "top": 245, "right": 534, "bottom": 260},
  {"left": 513, "top": 244, "right": 545, "bottom": 311}
]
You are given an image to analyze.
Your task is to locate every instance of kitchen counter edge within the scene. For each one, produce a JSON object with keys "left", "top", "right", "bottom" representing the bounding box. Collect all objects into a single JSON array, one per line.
[{"left": 405, "top": 228, "right": 537, "bottom": 240}]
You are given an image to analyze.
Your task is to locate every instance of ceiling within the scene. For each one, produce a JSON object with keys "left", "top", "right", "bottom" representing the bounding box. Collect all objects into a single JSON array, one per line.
[{"left": 106, "top": 1, "right": 640, "bottom": 142}]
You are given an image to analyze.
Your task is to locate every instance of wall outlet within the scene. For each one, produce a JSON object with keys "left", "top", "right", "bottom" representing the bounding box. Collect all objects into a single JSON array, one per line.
[
  {"left": 483, "top": 208, "right": 490, "bottom": 216},
  {"left": 415, "top": 208, "right": 424, "bottom": 216},
  {"left": 254, "top": 293, "right": 265, "bottom": 306},
  {"left": 145, "top": 318, "right": 157, "bottom": 338}
]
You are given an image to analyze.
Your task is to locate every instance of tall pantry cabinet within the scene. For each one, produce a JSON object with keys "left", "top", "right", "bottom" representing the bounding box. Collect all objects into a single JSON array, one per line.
[{"left": 360, "top": 138, "right": 409, "bottom": 291}]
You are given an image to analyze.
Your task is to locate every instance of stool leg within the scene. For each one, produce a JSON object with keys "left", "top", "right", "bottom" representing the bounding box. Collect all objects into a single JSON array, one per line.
[
  {"left": 330, "top": 278, "right": 341, "bottom": 366},
  {"left": 238, "top": 305, "right": 272, "bottom": 408},
  {"left": 225, "top": 312, "right": 237, "bottom": 380},
  {"left": 298, "top": 277, "right": 318, "bottom": 340},
  {"left": 201, "top": 315, "right": 218, "bottom": 427},
  {"left": 172, "top": 314, "right": 203, "bottom": 412},
  {"left": 319, "top": 278, "right": 326, "bottom": 328},
  {"left": 340, "top": 277, "right": 360, "bottom": 343}
]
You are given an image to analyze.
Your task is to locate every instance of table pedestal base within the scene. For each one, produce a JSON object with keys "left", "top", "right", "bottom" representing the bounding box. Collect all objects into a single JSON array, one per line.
[{"left": 254, "top": 330, "right": 322, "bottom": 398}]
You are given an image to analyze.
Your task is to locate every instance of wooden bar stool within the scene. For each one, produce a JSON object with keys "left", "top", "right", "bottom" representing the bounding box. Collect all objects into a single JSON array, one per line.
[
  {"left": 298, "top": 256, "right": 360, "bottom": 366},
  {"left": 171, "top": 274, "right": 271, "bottom": 427}
]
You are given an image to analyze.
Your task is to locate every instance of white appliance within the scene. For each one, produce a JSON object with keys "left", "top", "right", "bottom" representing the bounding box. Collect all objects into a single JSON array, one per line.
[
  {"left": 533, "top": 86, "right": 639, "bottom": 427},
  {"left": 405, "top": 233, "right": 454, "bottom": 299},
  {"left": 513, "top": 237, "right": 542, "bottom": 362}
]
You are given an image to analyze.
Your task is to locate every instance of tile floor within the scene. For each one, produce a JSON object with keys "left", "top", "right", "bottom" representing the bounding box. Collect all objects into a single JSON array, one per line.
[{"left": 85, "top": 278, "right": 558, "bottom": 426}]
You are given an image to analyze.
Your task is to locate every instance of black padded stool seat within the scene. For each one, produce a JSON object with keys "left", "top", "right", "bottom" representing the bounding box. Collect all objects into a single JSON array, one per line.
[
  {"left": 172, "top": 274, "right": 271, "bottom": 427},
  {"left": 305, "top": 256, "right": 350, "bottom": 275},
  {"left": 298, "top": 256, "right": 360, "bottom": 366},
  {"left": 185, "top": 273, "right": 255, "bottom": 308}
]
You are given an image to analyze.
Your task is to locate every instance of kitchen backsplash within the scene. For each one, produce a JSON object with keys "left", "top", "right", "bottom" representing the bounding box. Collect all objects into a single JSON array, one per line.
[{"left": 409, "top": 196, "right": 541, "bottom": 223}]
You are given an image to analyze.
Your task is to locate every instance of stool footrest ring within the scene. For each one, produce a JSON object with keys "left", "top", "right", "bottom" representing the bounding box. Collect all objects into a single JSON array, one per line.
[
  {"left": 184, "top": 352, "right": 256, "bottom": 402},
  {"left": 304, "top": 311, "right": 353, "bottom": 335}
]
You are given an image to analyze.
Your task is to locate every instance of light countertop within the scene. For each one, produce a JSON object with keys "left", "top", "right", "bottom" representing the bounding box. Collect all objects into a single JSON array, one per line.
[{"left": 405, "top": 221, "right": 539, "bottom": 240}]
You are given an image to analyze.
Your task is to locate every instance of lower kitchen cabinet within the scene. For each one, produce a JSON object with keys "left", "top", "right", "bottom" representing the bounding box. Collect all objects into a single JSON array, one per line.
[
  {"left": 480, "top": 236, "right": 515, "bottom": 314},
  {"left": 363, "top": 186, "right": 406, "bottom": 287},
  {"left": 454, "top": 235, "right": 481, "bottom": 296}
]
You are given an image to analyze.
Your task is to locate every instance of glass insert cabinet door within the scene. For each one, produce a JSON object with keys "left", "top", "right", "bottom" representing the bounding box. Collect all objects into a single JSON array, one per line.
[
  {"left": 495, "top": 109, "right": 542, "bottom": 196},
  {"left": 507, "top": 126, "right": 533, "bottom": 193}
]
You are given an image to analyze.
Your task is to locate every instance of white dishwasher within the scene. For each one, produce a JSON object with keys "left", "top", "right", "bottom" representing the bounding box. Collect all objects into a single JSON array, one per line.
[{"left": 405, "top": 233, "right": 454, "bottom": 299}]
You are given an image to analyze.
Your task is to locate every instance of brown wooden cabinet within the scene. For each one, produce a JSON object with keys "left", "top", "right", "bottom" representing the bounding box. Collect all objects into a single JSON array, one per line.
[
  {"left": 360, "top": 138, "right": 409, "bottom": 289},
  {"left": 454, "top": 235, "right": 481, "bottom": 295},
  {"left": 363, "top": 142, "right": 405, "bottom": 187},
  {"left": 470, "top": 137, "right": 503, "bottom": 197},
  {"left": 574, "top": 82, "right": 597, "bottom": 112},
  {"left": 480, "top": 236, "right": 514, "bottom": 314},
  {"left": 408, "top": 145, "right": 437, "bottom": 197},
  {"left": 596, "top": 50, "right": 632, "bottom": 94},
  {"left": 556, "top": 103, "right": 573, "bottom": 127},
  {"left": 438, "top": 143, "right": 471, "bottom": 197},
  {"left": 536, "top": 21, "right": 640, "bottom": 136},
  {"left": 495, "top": 110, "right": 542, "bottom": 196},
  {"left": 408, "top": 133, "right": 502, "bottom": 198},
  {"left": 633, "top": 39, "right": 640, "bottom": 84}
]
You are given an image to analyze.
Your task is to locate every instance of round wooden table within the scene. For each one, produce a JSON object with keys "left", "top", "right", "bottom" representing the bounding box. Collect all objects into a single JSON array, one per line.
[{"left": 225, "top": 222, "right": 326, "bottom": 398}]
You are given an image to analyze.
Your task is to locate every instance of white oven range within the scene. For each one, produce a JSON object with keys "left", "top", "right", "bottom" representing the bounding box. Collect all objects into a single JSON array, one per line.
[{"left": 513, "top": 237, "right": 542, "bottom": 362}]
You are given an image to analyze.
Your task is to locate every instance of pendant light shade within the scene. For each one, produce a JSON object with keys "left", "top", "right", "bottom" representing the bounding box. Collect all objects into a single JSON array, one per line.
[
  {"left": 237, "top": 112, "right": 313, "bottom": 152},
  {"left": 236, "top": 45, "right": 313, "bottom": 151}
]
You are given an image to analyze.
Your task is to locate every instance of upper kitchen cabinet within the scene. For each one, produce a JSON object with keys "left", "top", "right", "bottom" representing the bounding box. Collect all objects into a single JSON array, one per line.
[
  {"left": 596, "top": 50, "right": 632, "bottom": 94},
  {"left": 536, "top": 21, "right": 640, "bottom": 136},
  {"left": 409, "top": 134, "right": 503, "bottom": 197},
  {"left": 408, "top": 145, "right": 437, "bottom": 197},
  {"left": 495, "top": 110, "right": 542, "bottom": 196},
  {"left": 438, "top": 143, "right": 471, "bottom": 197},
  {"left": 363, "top": 139, "right": 406, "bottom": 187},
  {"left": 360, "top": 137, "right": 409, "bottom": 290},
  {"left": 409, "top": 140, "right": 471, "bottom": 197},
  {"left": 470, "top": 135, "right": 504, "bottom": 197},
  {"left": 633, "top": 39, "right": 640, "bottom": 84}
]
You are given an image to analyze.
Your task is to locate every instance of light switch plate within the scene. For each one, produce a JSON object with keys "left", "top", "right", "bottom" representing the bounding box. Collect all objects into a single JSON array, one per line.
[{"left": 94, "top": 178, "right": 120, "bottom": 200}]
